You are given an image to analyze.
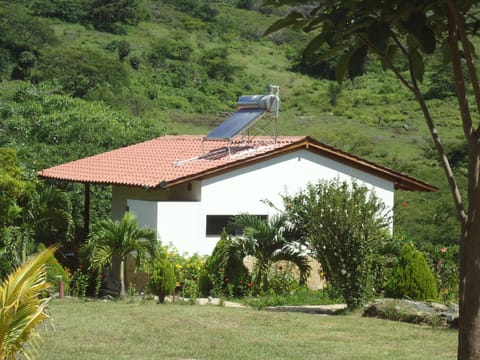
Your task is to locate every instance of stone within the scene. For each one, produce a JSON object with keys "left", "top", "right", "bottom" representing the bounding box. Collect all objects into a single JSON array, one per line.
[{"left": 363, "top": 298, "right": 459, "bottom": 328}]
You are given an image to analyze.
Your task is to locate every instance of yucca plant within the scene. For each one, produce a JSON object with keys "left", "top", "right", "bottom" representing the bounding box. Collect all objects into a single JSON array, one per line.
[{"left": 0, "top": 247, "right": 56, "bottom": 359}]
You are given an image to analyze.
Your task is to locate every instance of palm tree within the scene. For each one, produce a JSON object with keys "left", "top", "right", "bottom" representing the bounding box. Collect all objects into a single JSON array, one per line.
[
  {"left": 86, "top": 213, "right": 157, "bottom": 298},
  {"left": 0, "top": 246, "right": 56, "bottom": 359},
  {"left": 224, "top": 214, "right": 311, "bottom": 294}
]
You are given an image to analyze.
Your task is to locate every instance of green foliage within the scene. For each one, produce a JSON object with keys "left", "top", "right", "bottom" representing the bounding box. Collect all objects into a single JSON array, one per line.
[
  {"left": 422, "top": 243, "right": 459, "bottom": 302},
  {"left": 85, "top": 0, "right": 147, "bottom": 33},
  {"left": 283, "top": 179, "right": 390, "bottom": 309},
  {"left": 38, "top": 243, "right": 72, "bottom": 295},
  {"left": 160, "top": 245, "right": 206, "bottom": 299},
  {"left": 226, "top": 215, "right": 311, "bottom": 295},
  {"left": 33, "top": 47, "right": 129, "bottom": 98},
  {"left": 267, "top": 262, "right": 302, "bottom": 295},
  {"left": 0, "top": 148, "right": 32, "bottom": 228},
  {"left": 162, "top": 0, "right": 218, "bottom": 21},
  {"left": 0, "top": 5, "right": 58, "bottom": 52},
  {"left": 242, "top": 286, "right": 344, "bottom": 309},
  {"left": 0, "top": 247, "right": 55, "bottom": 359},
  {"left": 197, "top": 272, "right": 213, "bottom": 297},
  {"left": 85, "top": 212, "right": 157, "bottom": 297},
  {"left": 70, "top": 264, "right": 89, "bottom": 298},
  {"left": 200, "top": 47, "right": 241, "bottom": 82},
  {"left": 1, "top": 88, "right": 166, "bottom": 167},
  {"left": 149, "top": 257, "right": 176, "bottom": 303},
  {"left": 145, "top": 35, "right": 193, "bottom": 69},
  {"left": 204, "top": 229, "right": 251, "bottom": 297},
  {"left": 117, "top": 40, "right": 131, "bottom": 62},
  {"left": 385, "top": 243, "right": 438, "bottom": 301},
  {"left": 32, "top": 0, "right": 86, "bottom": 23}
]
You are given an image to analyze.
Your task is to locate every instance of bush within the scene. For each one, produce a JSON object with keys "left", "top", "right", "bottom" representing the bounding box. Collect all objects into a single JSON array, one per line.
[
  {"left": 198, "top": 272, "right": 213, "bottom": 297},
  {"left": 204, "top": 229, "right": 251, "bottom": 297},
  {"left": 34, "top": 47, "right": 129, "bottom": 98},
  {"left": 384, "top": 244, "right": 438, "bottom": 300},
  {"left": 32, "top": 0, "right": 86, "bottom": 23},
  {"left": 149, "top": 257, "right": 176, "bottom": 304},
  {"left": 283, "top": 179, "right": 390, "bottom": 309}
]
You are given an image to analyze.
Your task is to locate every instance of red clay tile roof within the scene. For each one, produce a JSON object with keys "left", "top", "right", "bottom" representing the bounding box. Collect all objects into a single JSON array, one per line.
[{"left": 37, "top": 135, "right": 437, "bottom": 192}]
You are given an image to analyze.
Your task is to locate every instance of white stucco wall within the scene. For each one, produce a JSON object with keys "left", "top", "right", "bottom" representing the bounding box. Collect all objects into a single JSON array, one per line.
[
  {"left": 155, "top": 201, "right": 206, "bottom": 254},
  {"left": 116, "top": 149, "right": 394, "bottom": 256},
  {"left": 201, "top": 150, "right": 393, "bottom": 216}
]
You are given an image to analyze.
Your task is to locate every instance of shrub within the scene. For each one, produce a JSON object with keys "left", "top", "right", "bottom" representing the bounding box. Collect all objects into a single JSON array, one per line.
[
  {"left": 283, "top": 179, "right": 390, "bottom": 309},
  {"left": 204, "top": 229, "right": 251, "bottom": 297},
  {"left": 384, "top": 243, "right": 438, "bottom": 300},
  {"left": 33, "top": 47, "right": 129, "bottom": 98},
  {"left": 32, "top": 0, "right": 86, "bottom": 23},
  {"left": 149, "top": 257, "right": 176, "bottom": 304},
  {"left": 268, "top": 262, "right": 301, "bottom": 295},
  {"left": 198, "top": 272, "right": 213, "bottom": 297}
]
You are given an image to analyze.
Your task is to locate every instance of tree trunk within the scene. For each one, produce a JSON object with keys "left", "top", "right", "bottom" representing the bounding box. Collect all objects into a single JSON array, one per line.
[
  {"left": 445, "top": 3, "right": 480, "bottom": 357},
  {"left": 119, "top": 259, "right": 126, "bottom": 298},
  {"left": 458, "top": 150, "right": 480, "bottom": 359}
]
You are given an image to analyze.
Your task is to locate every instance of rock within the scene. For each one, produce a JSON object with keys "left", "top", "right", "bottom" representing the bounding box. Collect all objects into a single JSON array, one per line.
[{"left": 363, "top": 298, "right": 459, "bottom": 328}]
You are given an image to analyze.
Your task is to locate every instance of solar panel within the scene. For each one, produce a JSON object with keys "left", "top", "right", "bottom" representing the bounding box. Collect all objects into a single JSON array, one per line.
[{"left": 205, "top": 109, "right": 265, "bottom": 140}]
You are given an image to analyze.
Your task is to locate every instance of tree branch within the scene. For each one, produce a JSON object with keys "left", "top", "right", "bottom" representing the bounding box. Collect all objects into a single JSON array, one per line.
[
  {"left": 451, "top": 0, "right": 480, "bottom": 133},
  {"left": 446, "top": 0, "right": 475, "bottom": 139}
]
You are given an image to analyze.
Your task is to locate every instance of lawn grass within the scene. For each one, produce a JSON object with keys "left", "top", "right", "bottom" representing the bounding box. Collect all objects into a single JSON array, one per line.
[{"left": 38, "top": 299, "right": 457, "bottom": 359}]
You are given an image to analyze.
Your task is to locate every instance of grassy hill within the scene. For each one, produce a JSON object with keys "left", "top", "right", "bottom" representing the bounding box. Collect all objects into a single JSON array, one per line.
[{"left": 0, "top": 0, "right": 466, "bottom": 248}]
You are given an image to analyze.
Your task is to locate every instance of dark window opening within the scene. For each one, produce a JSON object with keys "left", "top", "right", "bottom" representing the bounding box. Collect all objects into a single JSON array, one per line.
[{"left": 205, "top": 214, "right": 267, "bottom": 236}]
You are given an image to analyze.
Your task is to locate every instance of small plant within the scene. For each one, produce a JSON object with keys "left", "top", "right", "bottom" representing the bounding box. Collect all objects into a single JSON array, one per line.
[
  {"left": 268, "top": 263, "right": 301, "bottom": 295},
  {"left": 94, "top": 273, "right": 103, "bottom": 298},
  {"left": 127, "top": 282, "right": 139, "bottom": 303},
  {"left": 149, "top": 257, "right": 176, "bottom": 304},
  {"left": 70, "top": 265, "right": 89, "bottom": 298},
  {"left": 385, "top": 244, "right": 438, "bottom": 300}
]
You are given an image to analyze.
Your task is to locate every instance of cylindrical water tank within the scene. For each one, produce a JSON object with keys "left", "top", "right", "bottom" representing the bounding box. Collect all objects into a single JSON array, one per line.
[{"left": 237, "top": 94, "right": 280, "bottom": 112}]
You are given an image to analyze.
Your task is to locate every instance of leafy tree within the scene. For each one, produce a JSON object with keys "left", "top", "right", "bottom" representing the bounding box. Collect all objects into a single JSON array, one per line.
[
  {"left": 85, "top": 212, "right": 157, "bottom": 298},
  {"left": 33, "top": 47, "right": 129, "bottom": 98},
  {"left": 283, "top": 179, "right": 389, "bottom": 309},
  {"left": 222, "top": 214, "right": 311, "bottom": 294},
  {"left": 0, "top": 148, "right": 32, "bottom": 228},
  {"left": 0, "top": 247, "right": 56, "bottom": 358},
  {"left": 265, "top": 1, "right": 480, "bottom": 356},
  {"left": 162, "top": 0, "right": 218, "bottom": 21},
  {"left": 0, "top": 5, "right": 57, "bottom": 53},
  {"left": 85, "top": 0, "right": 147, "bottom": 33},
  {"left": 0, "top": 148, "right": 37, "bottom": 278},
  {"left": 31, "top": 185, "right": 74, "bottom": 247},
  {"left": 31, "top": 0, "right": 86, "bottom": 23},
  {"left": 117, "top": 40, "right": 131, "bottom": 62},
  {"left": 201, "top": 47, "right": 242, "bottom": 82}
]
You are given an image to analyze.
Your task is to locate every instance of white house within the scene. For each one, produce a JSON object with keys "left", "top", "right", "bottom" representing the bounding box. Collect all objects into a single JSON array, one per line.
[{"left": 38, "top": 135, "right": 436, "bottom": 255}]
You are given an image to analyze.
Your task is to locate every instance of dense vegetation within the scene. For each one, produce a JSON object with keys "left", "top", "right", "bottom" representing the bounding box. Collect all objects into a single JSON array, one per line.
[{"left": 0, "top": 1, "right": 463, "bottom": 298}]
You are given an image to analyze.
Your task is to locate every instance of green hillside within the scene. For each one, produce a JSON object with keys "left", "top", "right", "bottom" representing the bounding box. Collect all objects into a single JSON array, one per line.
[{"left": 0, "top": 0, "right": 465, "bottom": 251}]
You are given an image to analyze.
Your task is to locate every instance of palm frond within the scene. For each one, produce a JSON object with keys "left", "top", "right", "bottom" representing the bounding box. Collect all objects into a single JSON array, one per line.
[
  {"left": 271, "top": 245, "right": 311, "bottom": 284},
  {"left": 0, "top": 247, "right": 56, "bottom": 359}
]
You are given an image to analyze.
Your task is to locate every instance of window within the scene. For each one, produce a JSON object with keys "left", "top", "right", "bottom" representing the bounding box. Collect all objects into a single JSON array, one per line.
[{"left": 205, "top": 215, "right": 267, "bottom": 236}]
